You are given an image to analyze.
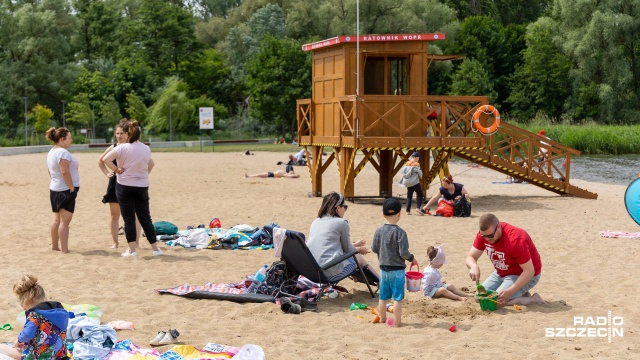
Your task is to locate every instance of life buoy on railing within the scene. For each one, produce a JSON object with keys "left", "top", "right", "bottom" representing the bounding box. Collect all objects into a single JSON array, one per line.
[{"left": 472, "top": 105, "right": 501, "bottom": 135}]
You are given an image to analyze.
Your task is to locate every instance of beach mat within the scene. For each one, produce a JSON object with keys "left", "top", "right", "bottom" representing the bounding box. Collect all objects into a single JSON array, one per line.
[
  {"left": 181, "top": 291, "right": 275, "bottom": 303},
  {"left": 156, "top": 282, "right": 275, "bottom": 303}
]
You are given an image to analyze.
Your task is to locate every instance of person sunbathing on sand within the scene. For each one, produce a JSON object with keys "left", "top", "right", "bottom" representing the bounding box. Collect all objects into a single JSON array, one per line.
[
  {"left": 244, "top": 169, "right": 300, "bottom": 179},
  {"left": 466, "top": 213, "right": 546, "bottom": 306}
]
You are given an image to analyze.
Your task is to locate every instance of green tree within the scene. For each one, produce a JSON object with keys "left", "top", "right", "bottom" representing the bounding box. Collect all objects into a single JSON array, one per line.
[
  {"left": 285, "top": 0, "right": 333, "bottom": 40},
  {"left": 98, "top": 95, "right": 123, "bottom": 132},
  {"left": 550, "top": 0, "right": 640, "bottom": 123},
  {"left": 32, "top": 104, "right": 55, "bottom": 132},
  {"left": 401, "top": 0, "right": 457, "bottom": 33},
  {"left": 125, "top": 92, "right": 148, "bottom": 125},
  {"left": 146, "top": 77, "right": 194, "bottom": 134},
  {"left": 72, "top": 0, "right": 122, "bottom": 62},
  {"left": 181, "top": 48, "right": 237, "bottom": 112},
  {"left": 0, "top": 0, "right": 79, "bottom": 130},
  {"left": 111, "top": 57, "right": 159, "bottom": 106},
  {"left": 71, "top": 66, "right": 114, "bottom": 104},
  {"left": 121, "top": 0, "right": 199, "bottom": 76},
  {"left": 450, "top": 58, "right": 497, "bottom": 102},
  {"left": 222, "top": 3, "right": 287, "bottom": 71},
  {"left": 67, "top": 93, "right": 94, "bottom": 128},
  {"left": 246, "top": 36, "right": 311, "bottom": 136},
  {"left": 507, "top": 18, "right": 572, "bottom": 120},
  {"left": 444, "top": 16, "right": 514, "bottom": 105}
]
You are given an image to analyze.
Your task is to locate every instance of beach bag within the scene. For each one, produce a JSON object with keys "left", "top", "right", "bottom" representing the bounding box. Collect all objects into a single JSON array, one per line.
[
  {"left": 453, "top": 197, "right": 471, "bottom": 217},
  {"left": 257, "top": 260, "right": 298, "bottom": 298},
  {"left": 435, "top": 199, "right": 454, "bottom": 217},
  {"left": 153, "top": 221, "right": 178, "bottom": 235}
]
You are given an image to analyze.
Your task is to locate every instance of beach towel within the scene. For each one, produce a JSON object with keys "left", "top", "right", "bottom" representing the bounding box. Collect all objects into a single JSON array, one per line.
[
  {"left": 159, "top": 344, "right": 239, "bottom": 359},
  {"left": 17, "top": 303, "right": 102, "bottom": 325},
  {"left": 599, "top": 231, "right": 640, "bottom": 238}
]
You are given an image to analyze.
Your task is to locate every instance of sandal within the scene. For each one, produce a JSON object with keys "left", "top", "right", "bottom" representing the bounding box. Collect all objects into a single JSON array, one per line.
[
  {"left": 280, "top": 298, "right": 301, "bottom": 314},
  {"left": 118, "top": 226, "right": 124, "bottom": 235}
]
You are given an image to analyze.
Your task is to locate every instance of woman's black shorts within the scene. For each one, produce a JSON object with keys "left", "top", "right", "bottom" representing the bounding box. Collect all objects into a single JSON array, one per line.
[{"left": 50, "top": 188, "right": 79, "bottom": 213}]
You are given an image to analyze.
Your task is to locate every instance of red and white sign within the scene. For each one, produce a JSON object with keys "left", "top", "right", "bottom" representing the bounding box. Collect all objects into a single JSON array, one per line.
[{"left": 302, "top": 34, "right": 446, "bottom": 51}]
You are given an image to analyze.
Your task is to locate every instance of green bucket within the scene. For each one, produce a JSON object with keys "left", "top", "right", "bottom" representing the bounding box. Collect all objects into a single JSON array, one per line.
[{"left": 476, "top": 290, "right": 498, "bottom": 311}]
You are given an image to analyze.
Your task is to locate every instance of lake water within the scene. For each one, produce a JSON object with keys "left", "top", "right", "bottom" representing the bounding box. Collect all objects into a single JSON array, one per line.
[
  {"left": 452, "top": 154, "right": 638, "bottom": 185},
  {"left": 569, "top": 154, "right": 638, "bottom": 185}
]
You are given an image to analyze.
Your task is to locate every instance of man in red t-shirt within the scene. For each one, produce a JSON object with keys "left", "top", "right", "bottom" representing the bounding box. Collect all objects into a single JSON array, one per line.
[{"left": 465, "top": 213, "right": 545, "bottom": 306}]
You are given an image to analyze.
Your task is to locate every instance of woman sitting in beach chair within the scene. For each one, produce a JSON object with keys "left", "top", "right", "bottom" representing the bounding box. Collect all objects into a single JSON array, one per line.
[{"left": 305, "top": 192, "right": 380, "bottom": 284}]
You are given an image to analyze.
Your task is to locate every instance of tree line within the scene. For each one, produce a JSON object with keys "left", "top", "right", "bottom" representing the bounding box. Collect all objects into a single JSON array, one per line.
[{"left": 0, "top": 0, "right": 638, "bottom": 144}]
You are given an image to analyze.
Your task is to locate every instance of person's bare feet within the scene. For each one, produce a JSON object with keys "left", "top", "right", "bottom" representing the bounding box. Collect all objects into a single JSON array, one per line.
[
  {"left": 110, "top": 243, "right": 119, "bottom": 249},
  {"left": 243, "top": 173, "right": 249, "bottom": 179},
  {"left": 530, "top": 293, "right": 546, "bottom": 304},
  {"left": 457, "top": 296, "right": 468, "bottom": 301}
]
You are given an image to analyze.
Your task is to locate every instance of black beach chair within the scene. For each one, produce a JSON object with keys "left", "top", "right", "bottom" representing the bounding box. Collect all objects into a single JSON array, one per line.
[{"left": 280, "top": 230, "right": 378, "bottom": 298}]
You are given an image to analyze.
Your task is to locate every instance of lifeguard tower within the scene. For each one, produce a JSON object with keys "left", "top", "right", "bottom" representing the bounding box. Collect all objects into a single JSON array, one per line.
[{"left": 296, "top": 34, "right": 597, "bottom": 200}]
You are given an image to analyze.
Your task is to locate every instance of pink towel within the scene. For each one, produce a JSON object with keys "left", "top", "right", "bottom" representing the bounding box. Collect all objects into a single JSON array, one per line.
[{"left": 599, "top": 231, "right": 640, "bottom": 238}]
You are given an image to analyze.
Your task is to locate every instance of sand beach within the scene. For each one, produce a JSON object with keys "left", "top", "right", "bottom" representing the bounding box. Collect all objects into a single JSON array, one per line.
[{"left": 0, "top": 150, "right": 638, "bottom": 359}]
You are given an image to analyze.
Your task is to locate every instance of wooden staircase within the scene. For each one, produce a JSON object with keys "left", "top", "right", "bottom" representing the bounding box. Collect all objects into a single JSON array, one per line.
[{"left": 454, "top": 120, "right": 597, "bottom": 199}]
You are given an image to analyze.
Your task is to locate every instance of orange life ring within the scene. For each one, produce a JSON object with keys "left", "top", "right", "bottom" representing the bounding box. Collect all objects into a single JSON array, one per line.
[{"left": 472, "top": 105, "right": 501, "bottom": 135}]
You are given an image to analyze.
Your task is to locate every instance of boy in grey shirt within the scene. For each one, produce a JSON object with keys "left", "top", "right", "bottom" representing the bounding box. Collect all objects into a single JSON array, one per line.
[{"left": 371, "top": 198, "right": 418, "bottom": 327}]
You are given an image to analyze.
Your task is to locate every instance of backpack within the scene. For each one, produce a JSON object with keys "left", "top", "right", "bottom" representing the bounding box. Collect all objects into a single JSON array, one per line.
[
  {"left": 153, "top": 221, "right": 178, "bottom": 235},
  {"left": 453, "top": 197, "right": 472, "bottom": 217},
  {"left": 435, "top": 199, "right": 454, "bottom": 217},
  {"left": 257, "top": 260, "right": 298, "bottom": 298}
]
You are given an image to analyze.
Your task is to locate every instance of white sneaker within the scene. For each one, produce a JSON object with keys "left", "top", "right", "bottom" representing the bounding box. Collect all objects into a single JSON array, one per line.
[
  {"left": 149, "top": 331, "right": 166, "bottom": 346},
  {"left": 158, "top": 329, "right": 180, "bottom": 345},
  {"left": 121, "top": 249, "right": 137, "bottom": 257},
  {"left": 152, "top": 249, "right": 163, "bottom": 256}
]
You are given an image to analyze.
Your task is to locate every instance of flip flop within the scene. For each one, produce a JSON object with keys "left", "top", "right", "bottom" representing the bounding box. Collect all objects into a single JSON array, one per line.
[{"left": 0, "top": 323, "right": 12, "bottom": 331}]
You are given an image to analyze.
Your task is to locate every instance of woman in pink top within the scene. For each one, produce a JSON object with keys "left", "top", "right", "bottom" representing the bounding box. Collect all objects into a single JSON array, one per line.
[{"left": 102, "top": 119, "right": 162, "bottom": 258}]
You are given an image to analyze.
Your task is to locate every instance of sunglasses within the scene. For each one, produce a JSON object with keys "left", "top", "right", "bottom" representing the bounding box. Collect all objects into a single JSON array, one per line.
[
  {"left": 479, "top": 223, "right": 499, "bottom": 239},
  {"left": 340, "top": 204, "right": 348, "bottom": 210}
]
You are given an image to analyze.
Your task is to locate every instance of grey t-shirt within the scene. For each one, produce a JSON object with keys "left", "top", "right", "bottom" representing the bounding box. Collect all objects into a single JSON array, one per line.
[
  {"left": 371, "top": 223, "right": 414, "bottom": 269},
  {"left": 306, "top": 216, "right": 356, "bottom": 278}
]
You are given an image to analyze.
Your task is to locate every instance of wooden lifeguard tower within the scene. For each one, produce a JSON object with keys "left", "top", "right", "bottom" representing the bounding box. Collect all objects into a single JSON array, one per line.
[{"left": 296, "top": 34, "right": 597, "bottom": 200}]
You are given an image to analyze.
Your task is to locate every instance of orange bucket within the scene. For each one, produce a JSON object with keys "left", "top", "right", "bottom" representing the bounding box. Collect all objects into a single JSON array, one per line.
[{"left": 405, "top": 264, "right": 423, "bottom": 292}]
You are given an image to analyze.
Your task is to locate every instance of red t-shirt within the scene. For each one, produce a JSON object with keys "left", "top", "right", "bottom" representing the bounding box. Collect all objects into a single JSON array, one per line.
[{"left": 473, "top": 222, "right": 542, "bottom": 277}]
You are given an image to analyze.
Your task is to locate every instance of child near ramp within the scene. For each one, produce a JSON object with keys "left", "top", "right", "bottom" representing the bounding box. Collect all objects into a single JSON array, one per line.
[
  {"left": 422, "top": 245, "right": 470, "bottom": 301},
  {"left": 371, "top": 198, "right": 418, "bottom": 327},
  {"left": 398, "top": 152, "right": 424, "bottom": 215}
]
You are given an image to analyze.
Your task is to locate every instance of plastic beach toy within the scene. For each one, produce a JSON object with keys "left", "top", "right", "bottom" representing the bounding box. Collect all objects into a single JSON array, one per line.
[
  {"left": 405, "top": 264, "right": 423, "bottom": 292},
  {"left": 624, "top": 178, "right": 640, "bottom": 225},
  {"left": 349, "top": 302, "right": 368, "bottom": 311}
]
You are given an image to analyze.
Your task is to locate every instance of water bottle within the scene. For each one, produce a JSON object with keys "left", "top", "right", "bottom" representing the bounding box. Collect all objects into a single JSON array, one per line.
[{"left": 246, "top": 264, "right": 268, "bottom": 294}]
